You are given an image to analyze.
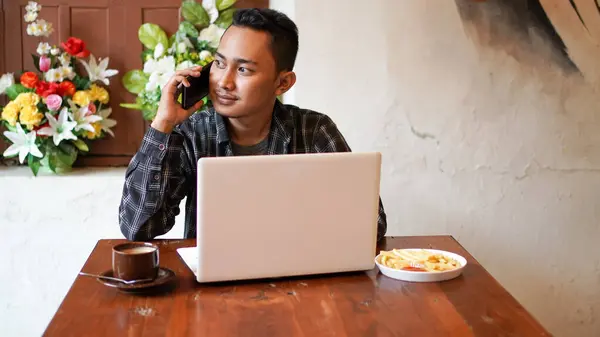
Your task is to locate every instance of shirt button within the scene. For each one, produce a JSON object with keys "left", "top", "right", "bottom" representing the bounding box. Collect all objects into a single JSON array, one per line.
[
  {"left": 158, "top": 144, "right": 165, "bottom": 150},
  {"left": 154, "top": 174, "right": 160, "bottom": 181}
]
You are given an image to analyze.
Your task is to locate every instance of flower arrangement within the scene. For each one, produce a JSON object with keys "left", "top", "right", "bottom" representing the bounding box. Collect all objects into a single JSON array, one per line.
[
  {"left": 121, "top": 0, "right": 236, "bottom": 121},
  {"left": 0, "top": 1, "right": 118, "bottom": 175}
]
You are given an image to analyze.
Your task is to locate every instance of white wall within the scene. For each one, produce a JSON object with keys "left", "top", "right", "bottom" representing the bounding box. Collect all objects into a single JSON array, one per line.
[
  {"left": 288, "top": 1, "right": 600, "bottom": 337},
  {"left": 0, "top": 168, "right": 186, "bottom": 336},
  {"left": 1, "top": 1, "right": 599, "bottom": 336}
]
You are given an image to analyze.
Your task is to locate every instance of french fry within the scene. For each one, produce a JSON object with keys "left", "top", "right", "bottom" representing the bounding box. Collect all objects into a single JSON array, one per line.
[{"left": 377, "top": 249, "right": 461, "bottom": 272}]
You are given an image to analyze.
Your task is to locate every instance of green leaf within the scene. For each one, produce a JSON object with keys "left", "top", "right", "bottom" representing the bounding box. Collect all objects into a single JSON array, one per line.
[
  {"left": 42, "top": 141, "right": 77, "bottom": 174},
  {"left": 179, "top": 21, "right": 199, "bottom": 38},
  {"left": 138, "top": 23, "right": 169, "bottom": 50},
  {"left": 72, "top": 139, "right": 89, "bottom": 152},
  {"left": 141, "top": 49, "right": 154, "bottom": 63},
  {"left": 5, "top": 84, "right": 29, "bottom": 101},
  {"left": 122, "top": 70, "right": 149, "bottom": 94},
  {"left": 215, "top": 8, "right": 235, "bottom": 29},
  {"left": 168, "top": 35, "right": 177, "bottom": 48},
  {"left": 57, "top": 142, "right": 78, "bottom": 166},
  {"left": 120, "top": 102, "right": 143, "bottom": 110},
  {"left": 27, "top": 154, "right": 41, "bottom": 176},
  {"left": 72, "top": 75, "right": 90, "bottom": 90},
  {"left": 141, "top": 107, "right": 158, "bottom": 121},
  {"left": 47, "top": 150, "right": 57, "bottom": 173},
  {"left": 31, "top": 54, "right": 41, "bottom": 72},
  {"left": 181, "top": 1, "right": 210, "bottom": 29},
  {"left": 216, "top": 0, "right": 236, "bottom": 11}
]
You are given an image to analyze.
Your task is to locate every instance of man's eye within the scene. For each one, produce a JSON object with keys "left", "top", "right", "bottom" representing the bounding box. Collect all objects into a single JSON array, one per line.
[{"left": 238, "top": 67, "right": 247, "bottom": 73}]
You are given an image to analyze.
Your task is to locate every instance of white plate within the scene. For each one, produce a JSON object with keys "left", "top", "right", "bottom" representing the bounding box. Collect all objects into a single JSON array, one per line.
[{"left": 374, "top": 248, "right": 467, "bottom": 282}]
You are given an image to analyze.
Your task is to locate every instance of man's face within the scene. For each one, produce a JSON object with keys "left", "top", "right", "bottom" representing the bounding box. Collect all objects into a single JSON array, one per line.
[{"left": 209, "top": 26, "right": 279, "bottom": 118}]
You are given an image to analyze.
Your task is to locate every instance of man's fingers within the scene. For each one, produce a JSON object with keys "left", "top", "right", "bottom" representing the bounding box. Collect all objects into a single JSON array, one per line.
[
  {"left": 175, "top": 66, "right": 202, "bottom": 78},
  {"left": 186, "top": 99, "right": 204, "bottom": 114},
  {"left": 163, "top": 75, "right": 191, "bottom": 96}
]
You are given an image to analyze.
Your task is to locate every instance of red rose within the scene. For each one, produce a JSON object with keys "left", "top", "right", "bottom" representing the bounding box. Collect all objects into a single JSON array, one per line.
[
  {"left": 34, "top": 121, "right": 51, "bottom": 135},
  {"left": 61, "top": 37, "right": 90, "bottom": 58},
  {"left": 20, "top": 72, "right": 39, "bottom": 89},
  {"left": 57, "top": 81, "right": 76, "bottom": 97},
  {"left": 35, "top": 81, "right": 59, "bottom": 98}
]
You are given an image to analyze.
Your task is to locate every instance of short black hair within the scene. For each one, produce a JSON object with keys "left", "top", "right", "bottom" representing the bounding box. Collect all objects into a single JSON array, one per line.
[{"left": 232, "top": 8, "right": 299, "bottom": 72}]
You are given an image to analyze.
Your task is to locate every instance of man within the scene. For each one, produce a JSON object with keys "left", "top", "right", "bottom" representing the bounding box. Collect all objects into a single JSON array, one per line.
[{"left": 118, "top": 8, "right": 387, "bottom": 241}]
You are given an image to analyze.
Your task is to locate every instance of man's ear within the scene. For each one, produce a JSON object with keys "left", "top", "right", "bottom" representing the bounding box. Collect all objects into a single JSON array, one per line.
[{"left": 275, "top": 71, "right": 296, "bottom": 96}]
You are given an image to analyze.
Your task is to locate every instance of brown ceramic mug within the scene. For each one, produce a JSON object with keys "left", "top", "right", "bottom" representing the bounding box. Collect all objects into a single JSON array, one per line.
[{"left": 112, "top": 242, "right": 159, "bottom": 281}]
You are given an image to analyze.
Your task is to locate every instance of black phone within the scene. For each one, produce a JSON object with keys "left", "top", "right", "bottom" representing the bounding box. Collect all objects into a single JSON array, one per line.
[{"left": 181, "top": 61, "right": 213, "bottom": 109}]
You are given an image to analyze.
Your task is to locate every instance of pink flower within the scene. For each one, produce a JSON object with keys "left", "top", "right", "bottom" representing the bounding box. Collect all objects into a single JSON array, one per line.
[
  {"left": 87, "top": 102, "right": 96, "bottom": 115},
  {"left": 39, "top": 55, "right": 51, "bottom": 72},
  {"left": 45, "top": 94, "right": 63, "bottom": 111}
]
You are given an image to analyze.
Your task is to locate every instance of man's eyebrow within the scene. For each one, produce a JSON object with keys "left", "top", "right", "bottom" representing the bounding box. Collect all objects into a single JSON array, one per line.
[{"left": 215, "top": 52, "right": 258, "bottom": 65}]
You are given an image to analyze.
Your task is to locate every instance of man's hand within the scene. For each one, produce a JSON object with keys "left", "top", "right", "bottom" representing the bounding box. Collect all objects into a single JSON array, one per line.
[{"left": 150, "top": 66, "right": 206, "bottom": 134}]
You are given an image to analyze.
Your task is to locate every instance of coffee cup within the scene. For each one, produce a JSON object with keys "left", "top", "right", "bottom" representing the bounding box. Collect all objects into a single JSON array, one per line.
[{"left": 112, "top": 242, "right": 159, "bottom": 281}]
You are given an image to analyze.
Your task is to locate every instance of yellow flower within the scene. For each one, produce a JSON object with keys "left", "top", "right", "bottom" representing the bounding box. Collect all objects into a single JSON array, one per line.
[
  {"left": 14, "top": 92, "right": 40, "bottom": 108},
  {"left": 85, "top": 122, "right": 102, "bottom": 139},
  {"left": 1, "top": 101, "right": 20, "bottom": 126},
  {"left": 19, "top": 105, "right": 44, "bottom": 130},
  {"left": 73, "top": 90, "right": 91, "bottom": 106},
  {"left": 88, "top": 84, "right": 110, "bottom": 104}
]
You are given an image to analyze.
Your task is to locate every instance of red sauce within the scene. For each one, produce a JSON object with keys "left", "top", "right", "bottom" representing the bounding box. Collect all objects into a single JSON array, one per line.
[{"left": 401, "top": 266, "right": 427, "bottom": 272}]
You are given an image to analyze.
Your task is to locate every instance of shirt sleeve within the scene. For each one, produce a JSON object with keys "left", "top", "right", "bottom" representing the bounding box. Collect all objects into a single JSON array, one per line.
[
  {"left": 312, "top": 115, "right": 388, "bottom": 241},
  {"left": 118, "top": 126, "right": 191, "bottom": 241}
]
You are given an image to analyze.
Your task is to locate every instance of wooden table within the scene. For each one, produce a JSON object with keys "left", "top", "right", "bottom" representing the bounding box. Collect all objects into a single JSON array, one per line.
[{"left": 43, "top": 236, "right": 551, "bottom": 337}]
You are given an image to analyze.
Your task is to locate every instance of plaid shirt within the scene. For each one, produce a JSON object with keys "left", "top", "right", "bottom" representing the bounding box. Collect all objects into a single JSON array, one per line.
[{"left": 119, "top": 100, "right": 388, "bottom": 241}]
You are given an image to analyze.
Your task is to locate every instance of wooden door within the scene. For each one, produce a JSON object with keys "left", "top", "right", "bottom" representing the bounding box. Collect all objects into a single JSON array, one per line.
[{"left": 1, "top": 0, "right": 268, "bottom": 167}]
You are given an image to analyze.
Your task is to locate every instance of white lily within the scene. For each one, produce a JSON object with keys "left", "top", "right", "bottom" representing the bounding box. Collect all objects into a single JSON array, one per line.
[
  {"left": 24, "top": 11, "right": 37, "bottom": 23},
  {"left": 67, "top": 99, "right": 101, "bottom": 133},
  {"left": 3, "top": 123, "right": 43, "bottom": 164},
  {"left": 80, "top": 54, "right": 119, "bottom": 85},
  {"left": 37, "top": 42, "right": 51, "bottom": 55},
  {"left": 58, "top": 65, "right": 76, "bottom": 80},
  {"left": 58, "top": 53, "right": 71, "bottom": 65},
  {"left": 176, "top": 60, "right": 197, "bottom": 71},
  {"left": 0, "top": 73, "right": 15, "bottom": 95},
  {"left": 25, "top": 1, "right": 42, "bottom": 13},
  {"left": 26, "top": 22, "right": 41, "bottom": 36},
  {"left": 37, "top": 107, "right": 77, "bottom": 146},
  {"left": 44, "top": 68, "right": 63, "bottom": 82},
  {"left": 37, "top": 19, "right": 53, "bottom": 37},
  {"left": 153, "top": 43, "right": 165, "bottom": 59},
  {"left": 199, "top": 50, "right": 212, "bottom": 61},
  {"left": 97, "top": 106, "right": 117, "bottom": 137},
  {"left": 202, "top": 0, "right": 219, "bottom": 24},
  {"left": 143, "top": 55, "right": 175, "bottom": 91},
  {"left": 199, "top": 24, "right": 225, "bottom": 49}
]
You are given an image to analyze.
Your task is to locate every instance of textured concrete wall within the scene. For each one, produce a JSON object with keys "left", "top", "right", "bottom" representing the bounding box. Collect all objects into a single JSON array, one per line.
[{"left": 290, "top": 1, "right": 600, "bottom": 336}]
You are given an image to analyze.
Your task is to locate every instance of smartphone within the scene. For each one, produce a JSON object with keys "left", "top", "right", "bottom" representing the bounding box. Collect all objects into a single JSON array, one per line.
[{"left": 181, "top": 61, "right": 213, "bottom": 110}]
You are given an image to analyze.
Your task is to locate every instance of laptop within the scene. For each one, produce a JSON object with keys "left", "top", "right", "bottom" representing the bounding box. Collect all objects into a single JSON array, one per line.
[{"left": 177, "top": 151, "right": 382, "bottom": 283}]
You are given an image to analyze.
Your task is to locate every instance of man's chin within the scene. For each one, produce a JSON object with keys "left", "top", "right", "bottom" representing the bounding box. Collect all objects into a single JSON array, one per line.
[{"left": 213, "top": 103, "right": 244, "bottom": 118}]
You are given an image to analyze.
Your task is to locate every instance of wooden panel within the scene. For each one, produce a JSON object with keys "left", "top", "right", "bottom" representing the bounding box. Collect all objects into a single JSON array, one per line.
[
  {"left": 2, "top": 0, "right": 270, "bottom": 167},
  {"left": 142, "top": 8, "right": 180, "bottom": 37}
]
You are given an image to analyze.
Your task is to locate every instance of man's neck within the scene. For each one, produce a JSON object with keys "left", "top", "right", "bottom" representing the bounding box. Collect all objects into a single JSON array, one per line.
[{"left": 226, "top": 103, "right": 274, "bottom": 146}]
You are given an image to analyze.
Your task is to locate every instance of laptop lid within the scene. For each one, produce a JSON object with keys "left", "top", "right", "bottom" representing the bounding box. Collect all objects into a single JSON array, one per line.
[{"left": 195, "top": 152, "right": 382, "bottom": 283}]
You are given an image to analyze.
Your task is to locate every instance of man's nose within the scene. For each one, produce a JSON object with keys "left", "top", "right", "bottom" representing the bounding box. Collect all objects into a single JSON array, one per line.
[{"left": 217, "top": 68, "right": 235, "bottom": 91}]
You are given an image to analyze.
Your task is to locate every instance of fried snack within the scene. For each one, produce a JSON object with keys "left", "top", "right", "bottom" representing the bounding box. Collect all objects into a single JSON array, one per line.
[{"left": 377, "top": 249, "right": 461, "bottom": 272}]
